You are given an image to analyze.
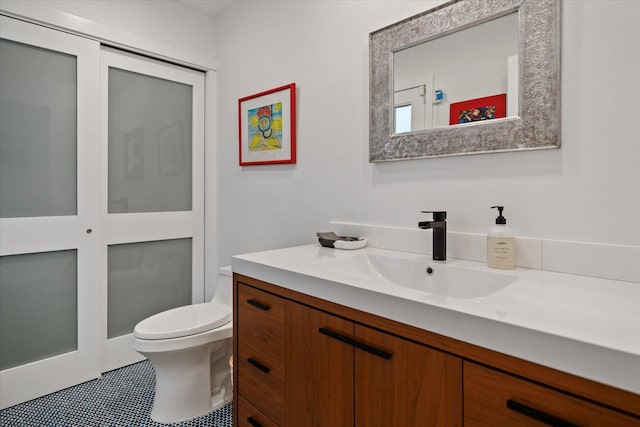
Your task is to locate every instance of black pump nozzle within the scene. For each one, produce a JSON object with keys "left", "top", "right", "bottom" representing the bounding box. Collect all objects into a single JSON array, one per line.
[{"left": 491, "top": 205, "right": 507, "bottom": 225}]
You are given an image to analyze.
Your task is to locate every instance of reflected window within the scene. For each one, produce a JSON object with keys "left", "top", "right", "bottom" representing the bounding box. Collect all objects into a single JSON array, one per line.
[{"left": 394, "top": 105, "right": 412, "bottom": 134}]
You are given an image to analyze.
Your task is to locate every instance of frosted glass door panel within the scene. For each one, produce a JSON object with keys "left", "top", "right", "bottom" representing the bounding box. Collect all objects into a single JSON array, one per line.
[
  {"left": 108, "top": 68, "right": 192, "bottom": 214},
  {"left": 107, "top": 238, "right": 192, "bottom": 339},
  {"left": 0, "top": 39, "right": 77, "bottom": 218},
  {"left": 100, "top": 47, "right": 204, "bottom": 373},
  {"left": 0, "top": 250, "right": 77, "bottom": 370}
]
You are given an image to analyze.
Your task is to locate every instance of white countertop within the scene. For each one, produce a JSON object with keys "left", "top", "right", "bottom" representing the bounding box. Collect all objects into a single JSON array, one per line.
[{"left": 232, "top": 244, "right": 640, "bottom": 394}]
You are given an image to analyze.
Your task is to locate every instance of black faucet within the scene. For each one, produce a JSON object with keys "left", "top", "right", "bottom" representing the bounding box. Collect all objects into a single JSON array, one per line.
[{"left": 418, "top": 211, "right": 447, "bottom": 261}]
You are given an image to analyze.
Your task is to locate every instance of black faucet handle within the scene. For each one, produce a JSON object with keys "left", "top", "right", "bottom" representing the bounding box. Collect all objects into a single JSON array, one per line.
[{"left": 420, "top": 211, "right": 447, "bottom": 221}]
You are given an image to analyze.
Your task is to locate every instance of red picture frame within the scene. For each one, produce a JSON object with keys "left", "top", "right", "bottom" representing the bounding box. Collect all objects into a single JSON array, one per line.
[
  {"left": 238, "top": 83, "right": 296, "bottom": 166},
  {"left": 449, "top": 93, "right": 506, "bottom": 126}
]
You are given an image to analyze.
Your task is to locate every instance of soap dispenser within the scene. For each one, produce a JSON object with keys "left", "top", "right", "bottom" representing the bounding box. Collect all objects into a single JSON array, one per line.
[{"left": 487, "top": 206, "right": 515, "bottom": 270}]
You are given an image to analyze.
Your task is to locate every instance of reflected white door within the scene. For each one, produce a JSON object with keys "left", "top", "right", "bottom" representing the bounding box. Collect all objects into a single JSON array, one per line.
[
  {"left": 394, "top": 85, "right": 426, "bottom": 133},
  {"left": 99, "top": 48, "right": 205, "bottom": 371},
  {"left": 393, "top": 74, "right": 435, "bottom": 132},
  {"left": 0, "top": 16, "right": 101, "bottom": 408}
]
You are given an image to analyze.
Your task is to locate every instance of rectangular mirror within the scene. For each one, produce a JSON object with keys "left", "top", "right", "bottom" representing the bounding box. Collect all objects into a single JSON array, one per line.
[
  {"left": 370, "top": 0, "right": 561, "bottom": 161},
  {"left": 394, "top": 12, "right": 519, "bottom": 132}
]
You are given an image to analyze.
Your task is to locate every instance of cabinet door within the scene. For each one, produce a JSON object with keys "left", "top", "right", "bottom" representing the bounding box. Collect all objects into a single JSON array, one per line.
[
  {"left": 286, "top": 301, "right": 354, "bottom": 426},
  {"left": 354, "top": 325, "right": 463, "bottom": 427},
  {"left": 464, "top": 362, "right": 639, "bottom": 427}
]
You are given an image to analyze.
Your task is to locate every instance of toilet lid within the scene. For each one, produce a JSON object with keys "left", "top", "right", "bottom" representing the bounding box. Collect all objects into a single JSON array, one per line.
[{"left": 134, "top": 302, "right": 232, "bottom": 340}]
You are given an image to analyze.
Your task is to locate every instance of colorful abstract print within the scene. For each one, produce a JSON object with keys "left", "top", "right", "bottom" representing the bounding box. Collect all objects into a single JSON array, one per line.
[
  {"left": 458, "top": 105, "right": 496, "bottom": 124},
  {"left": 248, "top": 102, "right": 283, "bottom": 151}
]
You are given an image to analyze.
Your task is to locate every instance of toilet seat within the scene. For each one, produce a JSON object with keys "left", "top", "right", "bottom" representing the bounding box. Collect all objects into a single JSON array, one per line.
[
  {"left": 133, "top": 321, "right": 232, "bottom": 353},
  {"left": 134, "top": 302, "right": 231, "bottom": 340}
]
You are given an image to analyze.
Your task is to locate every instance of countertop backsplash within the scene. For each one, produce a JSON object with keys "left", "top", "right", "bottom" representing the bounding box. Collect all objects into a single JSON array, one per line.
[{"left": 330, "top": 221, "right": 640, "bottom": 284}]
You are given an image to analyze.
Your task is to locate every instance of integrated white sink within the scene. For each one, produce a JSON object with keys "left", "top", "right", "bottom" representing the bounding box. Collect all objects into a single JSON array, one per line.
[
  {"left": 367, "top": 253, "right": 515, "bottom": 298},
  {"left": 303, "top": 248, "right": 515, "bottom": 299}
]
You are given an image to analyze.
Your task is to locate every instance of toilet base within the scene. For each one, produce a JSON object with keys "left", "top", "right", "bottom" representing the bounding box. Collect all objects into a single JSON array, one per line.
[
  {"left": 211, "top": 383, "right": 233, "bottom": 411},
  {"left": 141, "top": 339, "right": 231, "bottom": 424}
]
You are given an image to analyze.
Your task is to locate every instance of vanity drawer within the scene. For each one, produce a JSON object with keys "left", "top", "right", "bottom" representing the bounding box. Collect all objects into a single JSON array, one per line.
[
  {"left": 237, "top": 396, "right": 279, "bottom": 427},
  {"left": 464, "top": 362, "right": 638, "bottom": 427},
  {"left": 237, "top": 340, "right": 285, "bottom": 425},
  {"left": 237, "top": 283, "right": 285, "bottom": 354}
]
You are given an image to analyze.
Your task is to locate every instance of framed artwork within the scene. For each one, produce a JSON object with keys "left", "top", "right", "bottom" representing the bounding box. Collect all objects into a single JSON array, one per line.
[
  {"left": 449, "top": 94, "right": 506, "bottom": 125},
  {"left": 238, "top": 83, "right": 296, "bottom": 166}
]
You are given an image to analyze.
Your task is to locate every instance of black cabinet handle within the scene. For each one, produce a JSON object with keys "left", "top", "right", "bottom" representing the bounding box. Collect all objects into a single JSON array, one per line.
[
  {"left": 247, "top": 416, "right": 263, "bottom": 427},
  {"left": 352, "top": 339, "right": 392, "bottom": 360},
  {"left": 507, "top": 400, "right": 578, "bottom": 427},
  {"left": 247, "top": 299, "right": 270, "bottom": 311},
  {"left": 247, "top": 357, "right": 271, "bottom": 374},
  {"left": 318, "top": 327, "right": 392, "bottom": 360},
  {"left": 319, "top": 327, "right": 354, "bottom": 346}
]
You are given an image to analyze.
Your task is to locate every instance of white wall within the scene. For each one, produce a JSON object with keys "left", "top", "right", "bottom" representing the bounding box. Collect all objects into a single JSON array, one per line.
[
  {"left": 216, "top": 0, "right": 640, "bottom": 266},
  {"left": 0, "top": 0, "right": 218, "bottom": 60}
]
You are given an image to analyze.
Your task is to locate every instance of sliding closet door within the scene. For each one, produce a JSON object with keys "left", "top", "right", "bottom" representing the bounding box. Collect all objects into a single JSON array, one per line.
[
  {"left": 0, "top": 16, "right": 101, "bottom": 408},
  {"left": 100, "top": 48, "right": 205, "bottom": 371}
]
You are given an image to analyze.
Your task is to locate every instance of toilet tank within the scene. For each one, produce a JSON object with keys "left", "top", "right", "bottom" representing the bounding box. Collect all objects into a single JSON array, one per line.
[{"left": 212, "top": 266, "right": 233, "bottom": 308}]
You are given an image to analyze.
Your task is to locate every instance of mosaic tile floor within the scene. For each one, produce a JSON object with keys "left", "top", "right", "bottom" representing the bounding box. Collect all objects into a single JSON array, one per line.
[{"left": 0, "top": 361, "right": 233, "bottom": 427}]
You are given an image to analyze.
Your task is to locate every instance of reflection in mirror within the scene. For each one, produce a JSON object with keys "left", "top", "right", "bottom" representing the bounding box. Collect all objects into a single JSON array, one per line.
[
  {"left": 393, "top": 12, "right": 519, "bottom": 132},
  {"left": 370, "top": 0, "right": 561, "bottom": 161}
]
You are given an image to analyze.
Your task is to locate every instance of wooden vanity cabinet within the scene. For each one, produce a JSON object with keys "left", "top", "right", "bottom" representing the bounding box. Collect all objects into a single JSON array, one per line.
[
  {"left": 286, "top": 300, "right": 462, "bottom": 427},
  {"left": 233, "top": 274, "right": 640, "bottom": 427},
  {"left": 234, "top": 275, "right": 462, "bottom": 427}
]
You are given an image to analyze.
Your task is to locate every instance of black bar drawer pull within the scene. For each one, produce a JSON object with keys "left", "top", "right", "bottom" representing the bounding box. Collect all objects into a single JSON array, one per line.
[
  {"left": 319, "top": 327, "right": 354, "bottom": 346},
  {"left": 507, "top": 400, "right": 578, "bottom": 427},
  {"left": 247, "top": 299, "right": 270, "bottom": 311},
  {"left": 247, "top": 357, "right": 271, "bottom": 374},
  {"left": 247, "top": 416, "right": 263, "bottom": 427},
  {"left": 318, "top": 328, "right": 392, "bottom": 360},
  {"left": 352, "top": 340, "right": 392, "bottom": 360}
]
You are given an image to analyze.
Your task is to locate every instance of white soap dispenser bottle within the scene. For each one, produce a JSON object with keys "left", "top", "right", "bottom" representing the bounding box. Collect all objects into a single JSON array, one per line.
[{"left": 487, "top": 205, "right": 516, "bottom": 270}]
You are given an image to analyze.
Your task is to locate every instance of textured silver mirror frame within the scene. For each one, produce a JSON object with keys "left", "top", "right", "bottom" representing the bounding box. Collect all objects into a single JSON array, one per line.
[{"left": 369, "top": 0, "right": 561, "bottom": 162}]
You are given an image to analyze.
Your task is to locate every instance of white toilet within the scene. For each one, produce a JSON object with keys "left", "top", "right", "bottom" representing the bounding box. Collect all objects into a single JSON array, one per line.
[{"left": 133, "top": 266, "right": 233, "bottom": 424}]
